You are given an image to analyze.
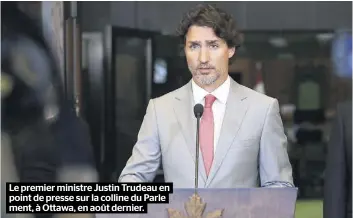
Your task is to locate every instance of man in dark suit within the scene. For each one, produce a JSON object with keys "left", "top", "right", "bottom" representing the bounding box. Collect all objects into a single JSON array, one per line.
[{"left": 324, "top": 101, "right": 352, "bottom": 218}]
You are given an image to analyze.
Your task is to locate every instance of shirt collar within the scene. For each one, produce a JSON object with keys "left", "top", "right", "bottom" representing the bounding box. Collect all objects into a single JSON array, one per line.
[{"left": 191, "top": 76, "right": 230, "bottom": 105}]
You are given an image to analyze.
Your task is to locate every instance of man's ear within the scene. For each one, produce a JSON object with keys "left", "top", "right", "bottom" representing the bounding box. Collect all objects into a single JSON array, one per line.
[{"left": 228, "top": 47, "right": 235, "bottom": 58}]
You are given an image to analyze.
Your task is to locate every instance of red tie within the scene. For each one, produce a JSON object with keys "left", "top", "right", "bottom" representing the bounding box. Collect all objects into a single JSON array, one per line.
[{"left": 200, "top": 94, "right": 216, "bottom": 176}]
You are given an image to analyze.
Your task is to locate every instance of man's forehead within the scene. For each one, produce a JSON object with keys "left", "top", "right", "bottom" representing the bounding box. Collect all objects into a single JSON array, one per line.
[{"left": 185, "top": 26, "right": 220, "bottom": 42}]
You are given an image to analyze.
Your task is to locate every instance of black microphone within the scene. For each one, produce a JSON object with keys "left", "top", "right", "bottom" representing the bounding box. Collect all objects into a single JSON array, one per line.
[{"left": 193, "top": 104, "right": 203, "bottom": 191}]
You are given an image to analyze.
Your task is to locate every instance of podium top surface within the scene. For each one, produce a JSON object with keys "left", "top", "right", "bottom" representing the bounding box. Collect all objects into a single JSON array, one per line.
[{"left": 97, "top": 188, "right": 298, "bottom": 218}]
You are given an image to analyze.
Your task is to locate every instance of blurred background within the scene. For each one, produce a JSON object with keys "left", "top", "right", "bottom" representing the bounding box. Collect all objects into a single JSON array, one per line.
[{"left": 5, "top": 1, "right": 353, "bottom": 218}]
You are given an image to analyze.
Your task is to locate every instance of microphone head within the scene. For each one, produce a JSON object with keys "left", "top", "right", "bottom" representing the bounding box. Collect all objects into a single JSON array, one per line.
[{"left": 194, "top": 104, "right": 204, "bottom": 118}]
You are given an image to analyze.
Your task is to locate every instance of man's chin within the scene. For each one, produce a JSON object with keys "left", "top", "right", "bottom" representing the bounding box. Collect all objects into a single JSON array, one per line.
[{"left": 194, "top": 75, "right": 218, "bottom": 86}]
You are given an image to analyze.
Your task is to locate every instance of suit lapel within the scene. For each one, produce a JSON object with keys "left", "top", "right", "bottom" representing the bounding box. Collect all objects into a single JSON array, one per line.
[
  {"left": 206, "top": 79, "right": 249, "bottom": 187},
  {"left": 173, "top": 81, "right": 207, "bottom": 183}
]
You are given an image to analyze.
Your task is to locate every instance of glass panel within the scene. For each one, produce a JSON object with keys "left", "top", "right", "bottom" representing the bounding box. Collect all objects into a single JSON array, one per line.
[
  {"left": 298, "top": 81, "right": 320, "bottom": 110},
  {"left": 114, "top": 36, "right": 151, "bottom": 177}
]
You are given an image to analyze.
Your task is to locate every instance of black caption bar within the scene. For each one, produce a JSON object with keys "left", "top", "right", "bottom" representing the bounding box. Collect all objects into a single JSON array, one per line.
[{"left": 6, "top": 183, "right": 173, "bottom": 214}]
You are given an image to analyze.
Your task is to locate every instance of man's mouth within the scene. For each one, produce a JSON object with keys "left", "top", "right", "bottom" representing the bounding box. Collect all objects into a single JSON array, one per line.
[{"left": 198, "top": 68, "right": 213, "bottom": 74}]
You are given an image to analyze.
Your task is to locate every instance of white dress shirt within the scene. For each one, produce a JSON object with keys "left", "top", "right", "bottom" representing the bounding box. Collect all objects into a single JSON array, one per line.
[{"left": 191, "top": 76, "right": 231, "bottom": 154}]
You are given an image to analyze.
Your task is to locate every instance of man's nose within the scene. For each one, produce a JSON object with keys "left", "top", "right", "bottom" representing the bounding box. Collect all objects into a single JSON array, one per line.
[{"left": 198, "top": 48, "right": 210, "bottom": 63}]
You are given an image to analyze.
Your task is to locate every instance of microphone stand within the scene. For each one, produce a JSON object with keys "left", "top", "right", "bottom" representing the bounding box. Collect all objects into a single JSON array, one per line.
[
  {"left": 195, "top": 116, "right": 200, "bottom": 195},
  {"left": 193, "top": 103, "right": 203, "bottom": 197}
]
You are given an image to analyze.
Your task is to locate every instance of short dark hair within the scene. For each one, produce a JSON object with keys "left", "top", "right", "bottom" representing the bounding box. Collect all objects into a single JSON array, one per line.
[{"left": 176, "top": 4, "right": 242, "bottom": 49}]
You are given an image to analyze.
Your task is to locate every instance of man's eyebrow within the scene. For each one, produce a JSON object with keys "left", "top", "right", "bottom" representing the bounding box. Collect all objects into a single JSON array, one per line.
[
  {"left": 187, "top": 41, "right": 201, "bottom": 44},
  {"left": 187, "top": 40, "right": 220, "bottom": 44},
  {"left": 206, "top": 40, "right": 220, "bottom": 44}
]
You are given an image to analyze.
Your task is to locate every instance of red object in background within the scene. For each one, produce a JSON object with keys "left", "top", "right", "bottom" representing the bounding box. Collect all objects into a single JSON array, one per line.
[{"left": 253, "top": 62, "right": 265, "bottom": 94}]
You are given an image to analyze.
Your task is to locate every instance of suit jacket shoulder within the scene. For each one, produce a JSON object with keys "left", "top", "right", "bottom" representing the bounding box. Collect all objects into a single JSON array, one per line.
[
  {"left": 235, "top": 83, "right": 278, "bottom": 112},
  {"left": 336, "top": 101, "right": 352, "bottom": 151},
  {"left": 151, "top": 81, "right": 191, "bottom": 108},
  {"left": 338, "top": 100, "right": 352, "bottom": 167}
]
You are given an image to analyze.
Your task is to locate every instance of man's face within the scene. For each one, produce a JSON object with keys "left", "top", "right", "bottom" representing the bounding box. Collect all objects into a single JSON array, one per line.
[{"left": 184, "top": 25, "right": 235, "bottom": 87}]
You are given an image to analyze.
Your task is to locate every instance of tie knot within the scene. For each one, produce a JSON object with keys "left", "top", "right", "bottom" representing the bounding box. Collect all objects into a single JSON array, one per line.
[{"left": 205, "top": 94, "right": 216, "bottom": 108}]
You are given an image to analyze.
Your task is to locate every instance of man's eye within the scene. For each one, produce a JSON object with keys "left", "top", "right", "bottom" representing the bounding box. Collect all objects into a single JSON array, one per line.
[
  {"left": 210, "top": 44, "right": 219, "bottom": 49},
  {"left": 190, "top": 44, "right": 199, "bottom": 49}
]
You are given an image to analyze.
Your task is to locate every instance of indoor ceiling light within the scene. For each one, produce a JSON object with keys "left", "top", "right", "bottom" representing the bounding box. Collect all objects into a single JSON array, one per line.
[
  {"left": 316, "top": 33, "right": 334, "bottom": 43},
  {"left": 277, "top": 53, "right": 294, "bottom": 59},
  {"left": 269, "top": 37, "right": 288, "bottom": 48}
]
